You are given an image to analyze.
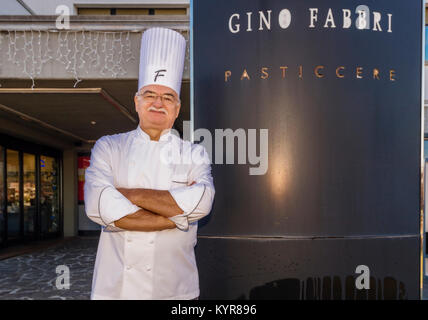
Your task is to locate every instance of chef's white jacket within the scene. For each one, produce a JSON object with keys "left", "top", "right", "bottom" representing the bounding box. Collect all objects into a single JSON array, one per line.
[{"left": 84, "top": 126, "right": 215, "bottom": 300}]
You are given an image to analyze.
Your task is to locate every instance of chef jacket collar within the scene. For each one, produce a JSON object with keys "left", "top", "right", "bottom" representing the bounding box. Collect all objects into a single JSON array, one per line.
[{"left": 135, "top": 125, "right": 173, "bottom": 143}]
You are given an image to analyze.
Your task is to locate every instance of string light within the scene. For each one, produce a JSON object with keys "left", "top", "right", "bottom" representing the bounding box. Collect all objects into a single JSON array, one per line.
[
  {"left": 72, "top": 31, "right": 82, "bottom": 87},
  {"left": 100, "top": 32, "right": 108, "bottom": 76},
  {"left": 78, "top": 30, "right": 88, "bottom": 71},
  {"left": 183, "top": 30, "right": 190, "bottom": 74},
  {"left": 1, "top": 29, "right": 187, "bottom": 88},
  {"left": 124, "top": 31, "right": 134, "bottom": 62}
]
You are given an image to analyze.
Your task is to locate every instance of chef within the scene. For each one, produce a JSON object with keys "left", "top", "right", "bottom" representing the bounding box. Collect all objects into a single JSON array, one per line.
[{"left": 84, "top": 27, "right": 215, "bottom": 300}]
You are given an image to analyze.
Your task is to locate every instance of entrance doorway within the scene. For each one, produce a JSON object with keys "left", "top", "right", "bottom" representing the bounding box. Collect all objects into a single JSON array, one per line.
[{"left": 0, "top": 135, "right": 62, "bottom": 247}]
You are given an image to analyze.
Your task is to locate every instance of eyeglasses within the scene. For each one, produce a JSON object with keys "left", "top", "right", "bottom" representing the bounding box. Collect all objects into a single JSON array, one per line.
[{"left": 135, "top": 91, "right": 179, "bottom": 107}]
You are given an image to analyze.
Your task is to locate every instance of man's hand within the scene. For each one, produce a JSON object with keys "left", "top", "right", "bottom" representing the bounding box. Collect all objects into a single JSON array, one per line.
[{"left": 118, "top": 187, "right": 182, "bottom": 217}]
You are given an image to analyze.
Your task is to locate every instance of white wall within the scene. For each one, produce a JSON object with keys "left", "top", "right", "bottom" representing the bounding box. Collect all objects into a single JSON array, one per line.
[
  {"left": 0, "top": 30, "right": 190, "bottom": 81},
  {"left": 63, "top": 149, "right": 78, "bottom": 237},
  {"left": 0, "top": 0, "right": 31, "bottom": 15}
]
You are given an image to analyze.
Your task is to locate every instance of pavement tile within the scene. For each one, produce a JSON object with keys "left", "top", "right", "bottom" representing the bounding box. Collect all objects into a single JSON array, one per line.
[{"left": 0, "top": 237, "right": 97, "bottom": 300}]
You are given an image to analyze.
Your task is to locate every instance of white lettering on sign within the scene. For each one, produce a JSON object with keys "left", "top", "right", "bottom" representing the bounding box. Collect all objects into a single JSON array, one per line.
[{"left": 228, "top": 6, "right": 392, "bottom": 34}]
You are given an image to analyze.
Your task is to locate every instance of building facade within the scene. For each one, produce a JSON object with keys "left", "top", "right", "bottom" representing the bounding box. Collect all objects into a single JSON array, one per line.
[{"left": 0, "top": 0, "right": 190, "bottom": 247}]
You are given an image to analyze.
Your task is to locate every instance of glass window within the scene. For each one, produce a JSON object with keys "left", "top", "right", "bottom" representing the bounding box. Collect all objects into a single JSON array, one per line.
[
  {"left": 23, "top": 153, "right": 36, "bottom": 236},
  {"left": 426, "top": 26, "right": 428, "bottom": 64},
  {"left": 7, "top": 150, "right": 20, "bottom": 240},
  {"left": 0, "top": 147, "right": 4, "bottom": 244},
  {"left": 425, "top": 140, "right": 428, "bottom": 160},
  {"left": 77, "top": 8, "right": 187, "bottom": 16},
  {"left": 40, "top": 156, "right": 59, "bottom": 234}
]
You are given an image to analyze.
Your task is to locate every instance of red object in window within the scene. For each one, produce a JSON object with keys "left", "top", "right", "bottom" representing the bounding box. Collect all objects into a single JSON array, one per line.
[{"left": 78, "top": 156, "right": 91, "bottom": 202}]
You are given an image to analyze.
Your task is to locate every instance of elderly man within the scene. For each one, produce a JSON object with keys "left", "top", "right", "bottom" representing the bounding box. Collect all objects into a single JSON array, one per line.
[{"left": 84, "top": 28, "right": 215, "bottom": 300}]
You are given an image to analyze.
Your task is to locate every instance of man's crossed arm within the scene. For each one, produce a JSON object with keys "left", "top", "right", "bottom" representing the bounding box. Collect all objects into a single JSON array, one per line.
[
  {"left": 84, "top": 137, "right": 214, "bottom": 233},
  {"left": 113, "top": 208, "right": 176, "bottom": 232},
  {"left": 113, "top": 188, "right": 186, "bottom": 231}
]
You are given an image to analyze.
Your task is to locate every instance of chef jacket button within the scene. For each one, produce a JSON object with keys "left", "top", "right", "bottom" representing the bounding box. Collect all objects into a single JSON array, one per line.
[
  {"left": 146, "top": 266, "right": 151, "bottom": 271},
  {"left": 126, "top": 266, "right": 132, "bottom": 270},
  {"left": 149, "top": 240, "right": 154, "bottom": 244},
  {"left": 127, "top": 238, "right": 132, "bottom": 243}
]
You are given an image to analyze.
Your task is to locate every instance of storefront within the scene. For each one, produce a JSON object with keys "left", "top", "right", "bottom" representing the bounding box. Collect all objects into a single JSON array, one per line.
[{"left": 0, "top": 133, "right": 62, "bottom": 247}]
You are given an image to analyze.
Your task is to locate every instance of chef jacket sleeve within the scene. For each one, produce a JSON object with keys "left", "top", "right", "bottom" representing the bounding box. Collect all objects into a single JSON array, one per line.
[
  {"left": 84, "top": 136, "right": 140, "bottom": 231},
  {"left": 168, "top": 144, "right": 215, "bottom": 231}
]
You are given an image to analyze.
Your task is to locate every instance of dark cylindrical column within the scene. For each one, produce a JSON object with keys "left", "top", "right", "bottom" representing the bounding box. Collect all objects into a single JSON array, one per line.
[{"left": 193, "top": 0, "right": 423, "bottom": 299}]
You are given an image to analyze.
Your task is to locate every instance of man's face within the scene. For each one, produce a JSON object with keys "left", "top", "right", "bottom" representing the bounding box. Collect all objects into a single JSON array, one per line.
[{"left": 134, "top": 84, "right": 181, "bottom": 132}]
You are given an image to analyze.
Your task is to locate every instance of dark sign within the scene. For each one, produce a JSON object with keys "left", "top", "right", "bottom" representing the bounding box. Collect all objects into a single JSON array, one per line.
[{"left": 193, "top": 0, "right": 423, "bottom": 299}]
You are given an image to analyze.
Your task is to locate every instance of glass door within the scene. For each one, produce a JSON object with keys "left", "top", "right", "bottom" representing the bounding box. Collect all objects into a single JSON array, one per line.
[
  {"left": 6, "top": 150, "right": 21, "bottom": 241},
  {"left": 40, "top": 156, "right": 60, "bottom": 236},
  {"left": 0, "top": 147, "right": 4, "bottom": 245},
  {"left": 0, "top": 134, "right": 62, "bottom": 246},
  {"left": 23, "top": 153, "right": 36, "bottom": 238}
]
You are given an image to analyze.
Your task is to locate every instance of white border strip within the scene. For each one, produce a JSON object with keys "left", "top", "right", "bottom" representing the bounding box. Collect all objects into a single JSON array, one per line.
[
  {"left": 421, "top": 0, "right": 426, "bottom": 300},
  {"left": 190, "top": 0, "right": 194, "bottom": 143}
]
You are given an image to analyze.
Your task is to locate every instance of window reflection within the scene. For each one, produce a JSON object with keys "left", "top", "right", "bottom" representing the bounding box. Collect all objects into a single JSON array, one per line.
[
  {"left": 40, "top": 156, "right": 59, "bottom": 234},
  {"left": 7, "top": 150, "right": 20, "bottom": 239},
  {"left": 23, "top": 153, "right": 36, "bottom": 236}
]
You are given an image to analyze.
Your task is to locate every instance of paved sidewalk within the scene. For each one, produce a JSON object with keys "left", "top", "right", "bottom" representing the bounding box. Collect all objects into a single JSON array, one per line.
[{"left": 0, "top": 237, "right": 98, "bottom": 300}]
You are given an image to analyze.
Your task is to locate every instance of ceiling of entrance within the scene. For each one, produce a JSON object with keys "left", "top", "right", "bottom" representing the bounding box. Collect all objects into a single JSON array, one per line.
[{"left": 0, "top": 79, "right": 190, "bottom": 146}]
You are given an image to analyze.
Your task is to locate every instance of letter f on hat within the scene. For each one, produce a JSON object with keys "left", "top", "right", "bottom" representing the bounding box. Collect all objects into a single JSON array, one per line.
[{"left": 154, "top": 69, "right": 167, "bottom": 82}]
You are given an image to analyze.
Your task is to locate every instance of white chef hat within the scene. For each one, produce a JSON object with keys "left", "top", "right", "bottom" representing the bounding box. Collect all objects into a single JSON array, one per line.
[{"left": 138, "top": 27, "right": 186, "bottom": 97}]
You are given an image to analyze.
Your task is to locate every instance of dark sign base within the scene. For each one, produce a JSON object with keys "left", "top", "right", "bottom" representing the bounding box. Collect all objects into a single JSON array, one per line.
[{"left": 195, "top": 236, "right": 420, "bottom": 300}]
